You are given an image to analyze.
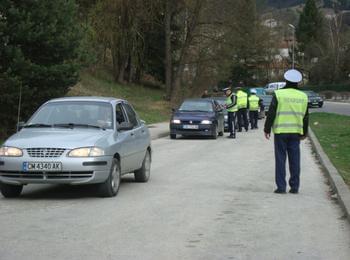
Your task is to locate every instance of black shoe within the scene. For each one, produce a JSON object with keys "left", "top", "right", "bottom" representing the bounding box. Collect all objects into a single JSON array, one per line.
[
  {"left": 289, "top": 189, "right": 299, "bottom": 194},
  {"left": 274, "top": 189, "right": 286, "bottom": 194},
  {"left": 228, "top": 135, "right": 234, "bottom": 139},
  {"left": 238, "top": 130, "right": 242, "bottom": 132}
]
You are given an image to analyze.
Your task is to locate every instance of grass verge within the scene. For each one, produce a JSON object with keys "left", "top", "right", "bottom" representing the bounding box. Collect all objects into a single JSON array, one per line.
[
  {"left": 68, "top": 69, "right": 170, "bottom": 124},
  {"left": 310, "top": 112, "right": 350, "bottom": 185}
]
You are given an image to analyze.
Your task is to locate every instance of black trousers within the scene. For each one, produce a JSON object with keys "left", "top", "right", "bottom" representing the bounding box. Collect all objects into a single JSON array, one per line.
[
  {"left": 274, "top": 134, "right": 301, "bottom": 191},
  {"left": 227, "top": 112, "right": 236, "bottom": 136},
  {"left": 249, "top": 110, "right": 259, "bottom": 129},
  {"left": 237, "top": 108, "right": 248, "bottom": 131}
]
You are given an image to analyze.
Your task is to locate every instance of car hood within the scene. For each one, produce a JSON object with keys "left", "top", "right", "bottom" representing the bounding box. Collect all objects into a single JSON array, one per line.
[
  {"left": 173, "top": 111, "right": 215, "bottom": 120},
  {"left": 4, "top": 128, "right": 112, "bottom": 149}
]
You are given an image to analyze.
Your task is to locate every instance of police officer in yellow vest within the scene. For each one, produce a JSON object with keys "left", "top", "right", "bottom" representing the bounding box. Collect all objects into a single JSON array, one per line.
[
  {"left": 248, "top": 89, "right": 261, "bottom": 129},
  {"left": 223, "top": 87, "right": 238, "bottom": 139},
  {"left": 264, "top": 69, "right": 309, "bottom": 194},
  {"left": 236, "top": 87, "right": 249, "bottom": 132}
]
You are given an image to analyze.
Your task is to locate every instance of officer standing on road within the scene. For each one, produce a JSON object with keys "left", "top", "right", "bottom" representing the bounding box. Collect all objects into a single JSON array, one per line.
[
  {"left": 264, "top": 69, "right": 309, "bottom": 194},
  {"left": 236, "top": 86, "right": 249, "bottom": 132},
  {"left": 223, "top": 87, "right": 238, "bottom": 139},
  {"left": 248, "top": 89, "right": 260, "bottom": 129}
]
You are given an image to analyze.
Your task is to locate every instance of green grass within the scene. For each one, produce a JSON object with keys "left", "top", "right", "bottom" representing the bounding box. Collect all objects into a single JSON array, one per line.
[
  {"left": 68, "top": 69, "right": 170, "bottom": 124},
  {"left": 310, "top": 113, "right": 350, "bottom": 185}
]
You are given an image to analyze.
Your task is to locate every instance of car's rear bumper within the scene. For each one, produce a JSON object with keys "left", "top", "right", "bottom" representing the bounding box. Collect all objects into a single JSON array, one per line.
[{"left": 0, "top": 156, "right": 113, "bottom": 185}]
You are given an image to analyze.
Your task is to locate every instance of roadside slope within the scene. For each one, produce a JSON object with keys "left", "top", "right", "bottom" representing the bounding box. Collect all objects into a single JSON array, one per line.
[{"left": 68, "top": 70, "right": 171, "bottom": 124}]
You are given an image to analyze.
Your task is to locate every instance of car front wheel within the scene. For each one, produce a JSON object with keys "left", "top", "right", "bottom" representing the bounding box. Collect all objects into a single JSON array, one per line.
[
  {"left": 134, "top": 150, "right": 151, "bottom": 182},
  {"left": 97, "top": 158, "right": 121, "bottom": 197},
  {"left": 0, "top": 183, "right": 23, "bottom": 198},
  {"left": 212, "top": 125, "right": 218, "bottom": 139}
]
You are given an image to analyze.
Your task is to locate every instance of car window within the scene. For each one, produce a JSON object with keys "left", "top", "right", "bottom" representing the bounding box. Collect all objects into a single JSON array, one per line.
[
  {"left": 179, "top": 100, "right": 214, "bottom": 112},
  {"left": 116, "top": 103, "right": 127, "bottom": 125},
  {"left": 27, "top": 101, "right": 114, "bottom": 129},
  {"left": 123, "top": 103, "right": 139, "bottom": 127}
]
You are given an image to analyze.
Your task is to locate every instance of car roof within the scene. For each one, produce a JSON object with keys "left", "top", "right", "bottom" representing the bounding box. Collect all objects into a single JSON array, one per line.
[
  {"left": 47, "top": 96, "right": 124, "bottom": 104},
  {"left": 183, "top": 98, "right": 214, "bottom": 102},
  {"left": 266, "top": 82, "right": 286, "bottom": 85}
]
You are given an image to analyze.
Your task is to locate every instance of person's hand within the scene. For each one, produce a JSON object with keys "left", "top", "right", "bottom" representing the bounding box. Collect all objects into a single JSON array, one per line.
[
  {"left": 300, "top": 135, "right": 307, "bottom": 141},
  {"left": 264, "top": 132, "right": 270, "bottom": 140}
]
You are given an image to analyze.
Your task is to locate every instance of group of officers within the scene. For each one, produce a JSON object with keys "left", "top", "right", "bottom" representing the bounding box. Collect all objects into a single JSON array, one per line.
[
  {"left": 205, "top": 69, "right": 309, "bottom": 194},
  {"left": 223, "top": 86, "right": 263, "bottom": 139}
]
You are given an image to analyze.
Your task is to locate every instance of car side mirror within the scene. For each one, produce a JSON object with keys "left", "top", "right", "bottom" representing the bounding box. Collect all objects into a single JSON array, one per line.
[
  {"left": 17, "top": 121, "right": 25, "bottom": 131},
  {"left": 117, "top": 122, "right": 134, "bottom": 131},
  {"left": 140, "top": 120, "right": 146, "bottom": 125}
]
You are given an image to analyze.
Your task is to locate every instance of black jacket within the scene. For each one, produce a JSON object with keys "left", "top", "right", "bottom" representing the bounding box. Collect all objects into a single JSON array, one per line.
[{"left": 264, "top": 84, "right": 309, "bottom": 136}]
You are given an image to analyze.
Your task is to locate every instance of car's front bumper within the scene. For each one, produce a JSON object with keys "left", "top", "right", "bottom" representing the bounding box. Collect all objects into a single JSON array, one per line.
[
  {"left": 0, "top": 156, "right": 113, "bottom": 185},
  {"left": 308, "top": 100, "right": 323, "bottom": 107},
  {"left": 170, "top": 123, "right": 216, "bottom": 136}
]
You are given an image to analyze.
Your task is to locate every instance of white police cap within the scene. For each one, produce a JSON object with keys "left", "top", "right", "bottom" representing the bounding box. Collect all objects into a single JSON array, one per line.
[
  {"left": 222, "top": 87, "right": 231, "bottom": 92},
  {"left": 250, "top": 88, "right": 257, "bottom": 94},
  {"left": 284, "top": 69, "right": 302, "bottom": 83}
]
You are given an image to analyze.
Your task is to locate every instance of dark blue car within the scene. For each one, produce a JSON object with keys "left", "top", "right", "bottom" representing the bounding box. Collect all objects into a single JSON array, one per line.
[{"left": 170, "top": 98, "right": 224, "bottom": 139}]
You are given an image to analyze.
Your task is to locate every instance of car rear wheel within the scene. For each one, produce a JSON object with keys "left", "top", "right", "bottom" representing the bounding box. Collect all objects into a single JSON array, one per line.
[
  {"left": 170, "top": 134, "right": 176, "bottom": 139},
  {"left": 134, "top": 150, "right": 151, "bottom": 182},
  {"left": 0, "top": 183, "right": 23, "bottom": 198},
  {"left": 97, "top": 158, "right": 120, "bottom": 197}
]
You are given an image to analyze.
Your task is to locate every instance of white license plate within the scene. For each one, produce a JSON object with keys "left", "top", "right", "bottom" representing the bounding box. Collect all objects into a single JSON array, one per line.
[
  {"left": 183, "top": 125, "right": 199, "bottom": 129},
  {"left": 23, "top": 162, "right": 62, "bottom": 172}
]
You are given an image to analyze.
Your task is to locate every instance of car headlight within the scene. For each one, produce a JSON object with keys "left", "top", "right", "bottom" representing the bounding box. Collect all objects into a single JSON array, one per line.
[
  {"left": 201, "top": 120, "right": 212, "bottom": 125},
  {"left": 68, "top": 147, "right": 105, "bottom": 157},
  {"left": 172, "top": 119, "right": 181, "bottom": 124},
  {"left": 0, "top": 146, "right": 23, "bottom": 157}
]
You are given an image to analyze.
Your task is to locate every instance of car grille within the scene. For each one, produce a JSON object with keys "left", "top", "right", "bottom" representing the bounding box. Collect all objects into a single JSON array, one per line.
[
  {"left": 181, "top": 120, "right": 201, "bottom": 124},
  {"left": 0, "top": 171, "right": 93, "bottom": 180},
  {"left": 26, "top": 148, "right": 66, "bottom": 158}
]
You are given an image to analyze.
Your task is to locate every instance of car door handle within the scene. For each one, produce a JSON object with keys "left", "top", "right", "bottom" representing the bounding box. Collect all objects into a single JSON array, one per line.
[{"left": 130, "top": 132, "right": 135, "bottom": 136}]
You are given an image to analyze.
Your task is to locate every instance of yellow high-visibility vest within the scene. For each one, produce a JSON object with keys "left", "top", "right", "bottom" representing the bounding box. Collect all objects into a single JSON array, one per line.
[
  {"left": 248, "top": 95, "right": 259, "bottom": 111},
  {"left": 226, "top": 94, "right": 238, "bottom": 112},
  {"left": 273, "top": 88, "right": 308, "bottom": 135},
  {"left": 237, "top": 90, "right": 248, "bottom": 109}
]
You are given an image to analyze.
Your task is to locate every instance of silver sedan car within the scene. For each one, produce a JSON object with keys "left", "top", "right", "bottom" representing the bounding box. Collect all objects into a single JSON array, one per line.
[{"left": 0, "top": 97, "right": 151, "bottom": 198}]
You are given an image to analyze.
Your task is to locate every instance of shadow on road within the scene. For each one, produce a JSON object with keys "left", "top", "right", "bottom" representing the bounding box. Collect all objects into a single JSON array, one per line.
[{"left": 11, "top": 177, "right": 138, "bottom": 200}]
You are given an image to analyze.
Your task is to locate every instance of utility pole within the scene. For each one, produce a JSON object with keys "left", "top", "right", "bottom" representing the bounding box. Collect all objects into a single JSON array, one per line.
[{"left": 288, "top": 24, "right": 295, "bottom": 69}]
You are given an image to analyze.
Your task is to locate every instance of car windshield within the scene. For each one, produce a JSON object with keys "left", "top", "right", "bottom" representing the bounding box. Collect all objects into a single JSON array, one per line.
[
  {"left": 254, "top": 88, "right": 266, "bottom": 95},
  {"left": 304, "top": 91, "right": 317, "bottom": 97},
  {"left": 26, "top": 101, "right": 114, "bottom": 129},
  {"left": 179, "top": 100, "right": 213, "bottom": 112}
]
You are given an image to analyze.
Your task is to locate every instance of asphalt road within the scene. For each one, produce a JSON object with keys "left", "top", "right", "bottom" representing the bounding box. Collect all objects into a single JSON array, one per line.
[
  {"left": 1, "top": 129, "right": 350, "bottom": 259},
  {"left": 312, "top": 101, "right": 350, "bottom": 116}
]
